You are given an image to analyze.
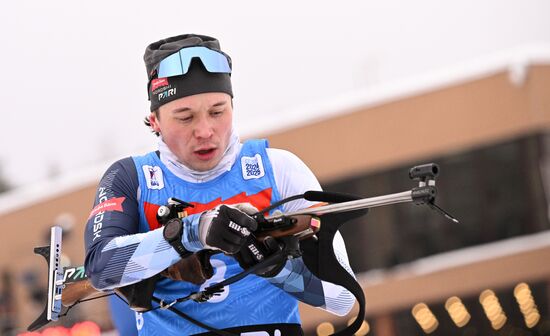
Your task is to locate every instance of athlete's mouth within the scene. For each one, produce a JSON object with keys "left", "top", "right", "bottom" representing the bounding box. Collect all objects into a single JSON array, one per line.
[{"left": 195, "top": 148, "right": 215, "bottom": 155}]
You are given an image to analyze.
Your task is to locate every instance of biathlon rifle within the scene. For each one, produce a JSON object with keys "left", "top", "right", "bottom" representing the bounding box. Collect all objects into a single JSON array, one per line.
[{"left": 28, "top": 163, "right": 458, "bottom": 335}]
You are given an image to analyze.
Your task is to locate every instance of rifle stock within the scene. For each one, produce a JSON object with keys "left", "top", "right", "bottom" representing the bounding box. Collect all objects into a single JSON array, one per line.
[{"left": 257, "top": 214, "right": 319, "bottom": 240}]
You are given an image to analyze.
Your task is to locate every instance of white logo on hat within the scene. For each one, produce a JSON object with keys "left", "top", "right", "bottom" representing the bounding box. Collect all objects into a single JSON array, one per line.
[{"left": 158, "top": 88, "right": 177, "bottom": 101}]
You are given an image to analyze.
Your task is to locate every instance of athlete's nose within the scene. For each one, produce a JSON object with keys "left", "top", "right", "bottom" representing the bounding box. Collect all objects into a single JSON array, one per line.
[{"left": 193, "top": 115, "right": 214, "bottom": 139}]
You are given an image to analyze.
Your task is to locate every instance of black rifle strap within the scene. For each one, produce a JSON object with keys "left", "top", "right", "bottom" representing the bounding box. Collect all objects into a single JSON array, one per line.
[{"left": 301, "top": 209, "right": 368, "bottom": 336}]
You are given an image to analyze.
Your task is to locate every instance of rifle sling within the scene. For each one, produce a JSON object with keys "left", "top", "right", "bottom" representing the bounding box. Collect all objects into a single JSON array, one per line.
[{"left": 301, "top": 210, "right": 368, "bottom": 336}]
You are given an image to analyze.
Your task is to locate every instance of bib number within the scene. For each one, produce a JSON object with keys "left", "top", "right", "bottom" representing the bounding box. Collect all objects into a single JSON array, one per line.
[{"left": 135, "top": 312, "right": 144, "bottom": 330}]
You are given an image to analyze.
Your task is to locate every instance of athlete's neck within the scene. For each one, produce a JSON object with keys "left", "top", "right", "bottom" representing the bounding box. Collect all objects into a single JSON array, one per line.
[{"left": 158, "top": 130, "right": 242, "bottom": 183}]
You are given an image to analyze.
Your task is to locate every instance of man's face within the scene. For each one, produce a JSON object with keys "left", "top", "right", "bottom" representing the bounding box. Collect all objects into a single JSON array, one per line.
[{"left": 149, "top": 92, "right": 233, "bottom": 171}]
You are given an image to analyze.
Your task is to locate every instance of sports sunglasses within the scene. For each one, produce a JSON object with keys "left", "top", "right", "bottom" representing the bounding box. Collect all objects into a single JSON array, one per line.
[{"left": 156, "top": 46, "right": 231, "bottom": 78}]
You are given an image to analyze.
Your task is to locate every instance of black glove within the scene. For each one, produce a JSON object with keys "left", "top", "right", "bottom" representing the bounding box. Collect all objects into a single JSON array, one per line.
[
  {"left": 198, "top": 203, "right": 258, "bottom": 254},
  {"left": 235, "top": 236, "right": 299, "bottom": 278}
]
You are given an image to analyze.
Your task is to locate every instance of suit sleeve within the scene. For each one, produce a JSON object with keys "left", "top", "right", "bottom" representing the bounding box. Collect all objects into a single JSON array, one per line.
[
  {"left": 84, "top": 157, "right": 188, "bottom": 290},
  {"left": 266, "top": 148, "right": 356, "bottom": 316}
]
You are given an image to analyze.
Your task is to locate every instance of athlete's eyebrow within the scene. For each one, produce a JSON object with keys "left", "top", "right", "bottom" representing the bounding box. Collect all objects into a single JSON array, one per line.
[
  {"left": 172, "top": 101, "right": 227, "bottom": 114},
  {"left": 172, "top": 107, "right": 191, "bottom": 113}
]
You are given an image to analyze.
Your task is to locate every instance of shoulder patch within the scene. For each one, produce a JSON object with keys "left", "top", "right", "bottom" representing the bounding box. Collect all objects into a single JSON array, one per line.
[
  {"left": 241, "top": 154, "right": 265, "bottom": 180},
  {"left": 142, "top": 165, "right": 164, "bottom": 189}
]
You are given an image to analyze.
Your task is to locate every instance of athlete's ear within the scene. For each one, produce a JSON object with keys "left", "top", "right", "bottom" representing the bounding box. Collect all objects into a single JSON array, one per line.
[{"left": 149, "top": 110, "right": 161, "bottom": 134}]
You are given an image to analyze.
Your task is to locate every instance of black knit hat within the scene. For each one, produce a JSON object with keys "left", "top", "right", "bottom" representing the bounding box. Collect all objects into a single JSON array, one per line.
[{"left": 144, "top": 34, "right": 233, "bottom": 111}]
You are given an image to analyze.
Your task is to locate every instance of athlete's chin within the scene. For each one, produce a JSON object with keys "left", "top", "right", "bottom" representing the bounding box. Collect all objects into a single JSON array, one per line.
[{"left": 189, "top": 157, "right": 223, "bottom": 172}]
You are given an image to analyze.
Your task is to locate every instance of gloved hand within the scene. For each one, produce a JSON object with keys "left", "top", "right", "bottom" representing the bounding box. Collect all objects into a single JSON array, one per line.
[
  {"left": 198, "top": 203, "right": 259, "bottom": 254},
  {"left": 161, "top": 250, "right": 216, "bottom": 285},
  {"left": 235, "top": 235, "right": 288, "bottom": 278}
]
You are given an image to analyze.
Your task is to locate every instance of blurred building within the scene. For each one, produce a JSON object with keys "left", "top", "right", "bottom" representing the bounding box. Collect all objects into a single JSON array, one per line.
[{"left": 0, "top": 49, "right": 549, "bottom": 335}]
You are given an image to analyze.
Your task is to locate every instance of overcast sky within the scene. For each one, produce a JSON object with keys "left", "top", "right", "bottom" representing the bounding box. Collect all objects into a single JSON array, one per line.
[{"left": 1, "top": 0, "right": 549, "bottom": 189}]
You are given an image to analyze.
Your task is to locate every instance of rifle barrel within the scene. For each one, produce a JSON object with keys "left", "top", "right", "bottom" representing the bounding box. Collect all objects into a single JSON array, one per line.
[{"left": 266, "top": 190, "right": 413, "bottom": 219}]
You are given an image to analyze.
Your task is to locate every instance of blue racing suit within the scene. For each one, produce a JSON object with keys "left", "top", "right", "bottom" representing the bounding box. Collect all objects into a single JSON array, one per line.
[{"left": 84, "top": 139, "right": 354, "bottom": 335}]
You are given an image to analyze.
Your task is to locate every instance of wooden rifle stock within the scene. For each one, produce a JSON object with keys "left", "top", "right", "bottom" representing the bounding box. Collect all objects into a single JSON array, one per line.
[{"left": 256, "top": 214, "right": 320, "bottom": 240}]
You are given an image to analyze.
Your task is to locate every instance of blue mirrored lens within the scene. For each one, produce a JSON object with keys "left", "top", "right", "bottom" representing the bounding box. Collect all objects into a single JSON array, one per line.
[
  {"left": 179, "top": 47, "right": 231, "bottom": 73},
  {"left": 157, "top": 52, "right": 184, "bottom": 78},
  {"left": 157, "top": 46, "right": 231, "bottom": 78}
]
